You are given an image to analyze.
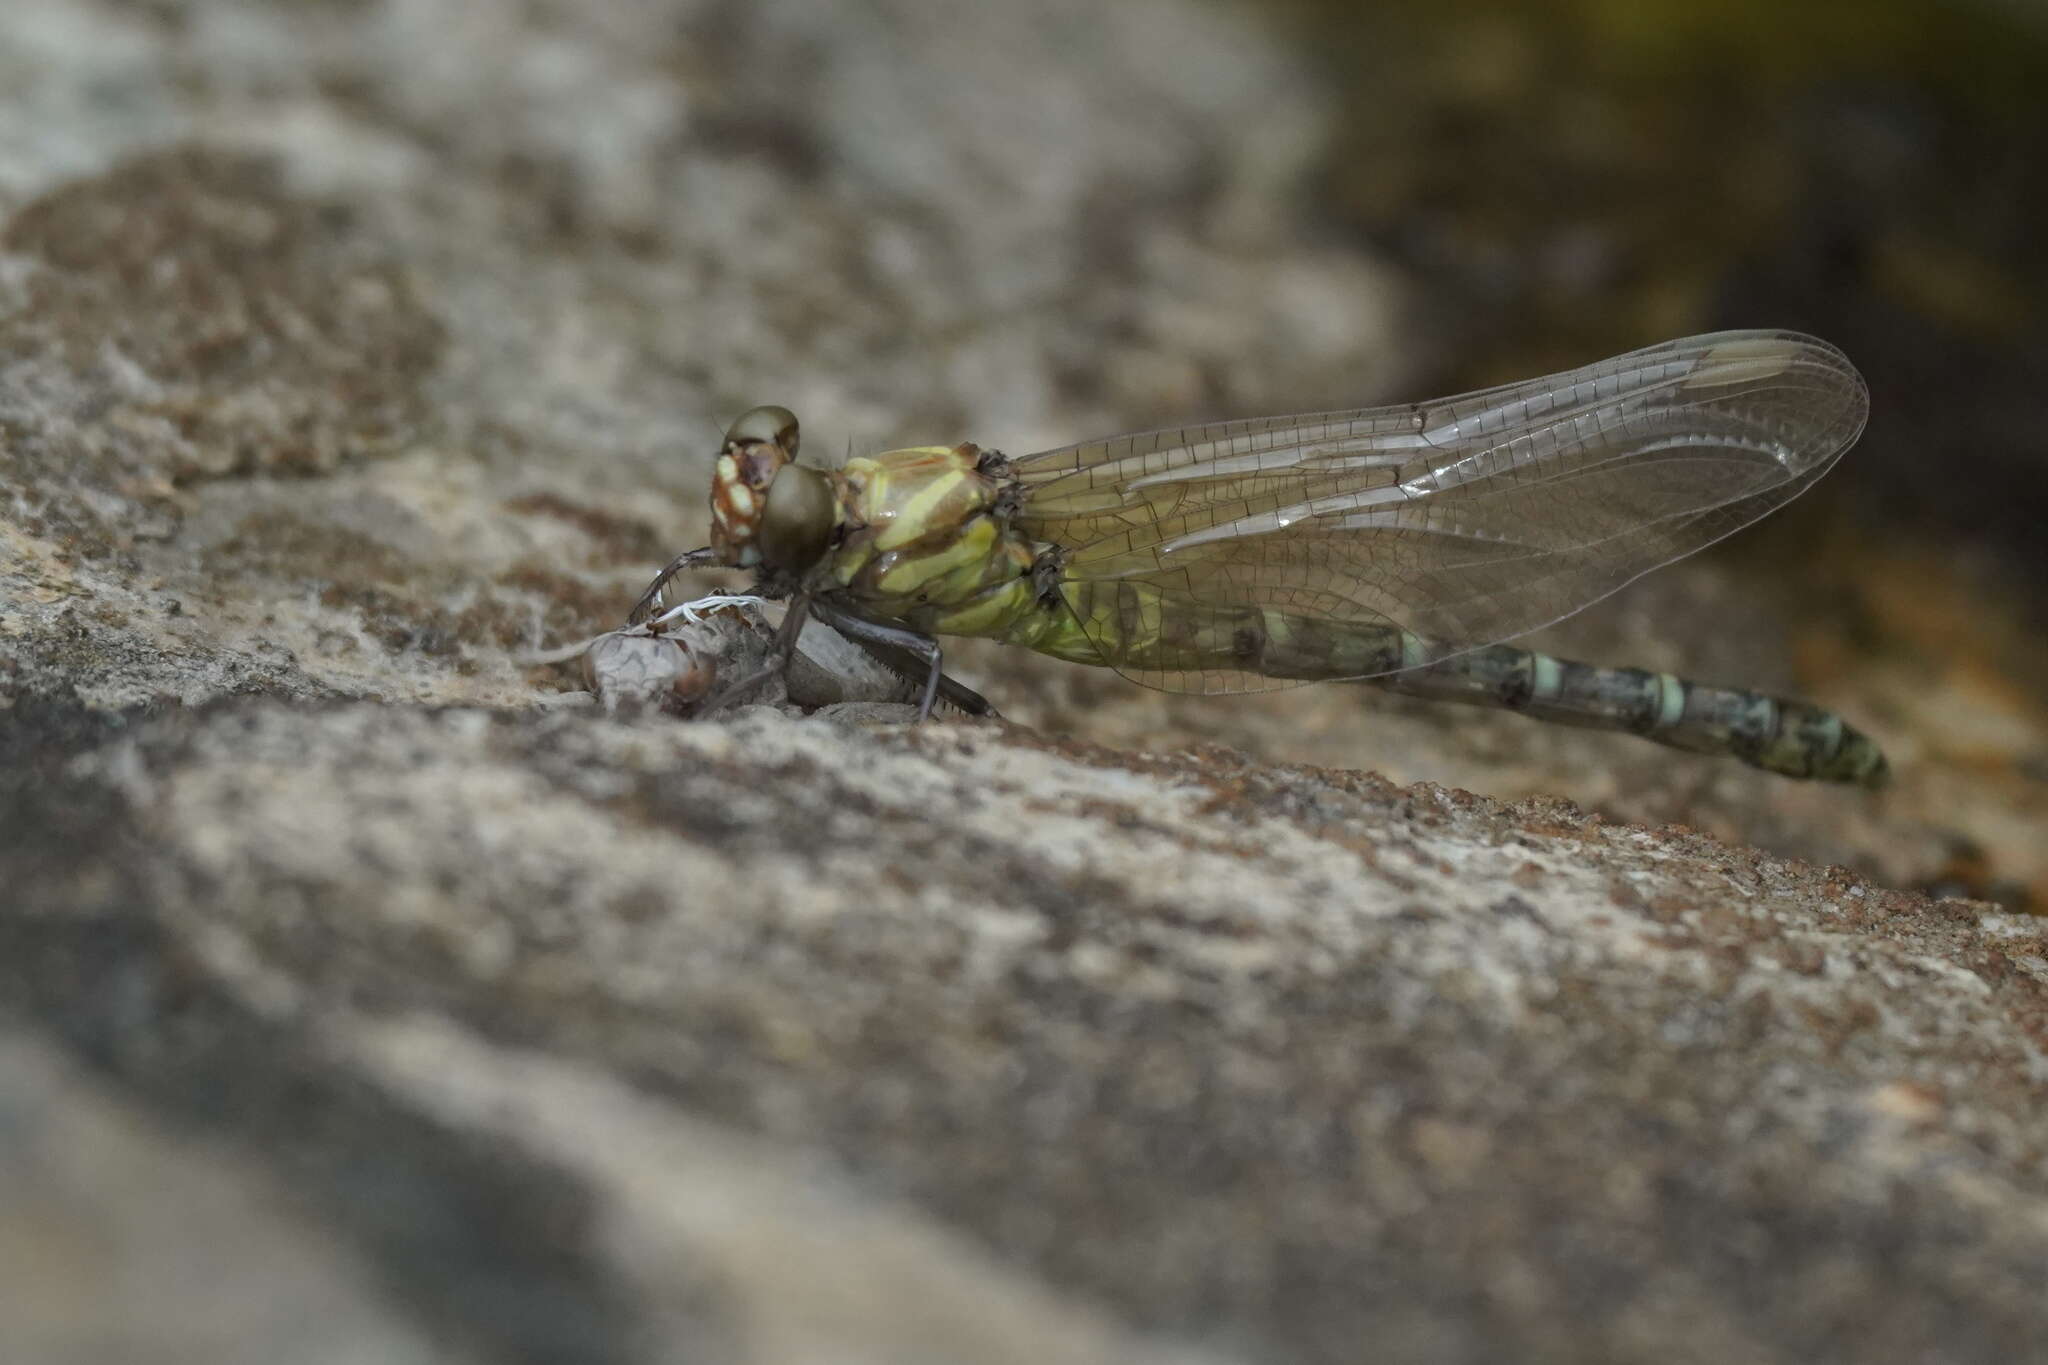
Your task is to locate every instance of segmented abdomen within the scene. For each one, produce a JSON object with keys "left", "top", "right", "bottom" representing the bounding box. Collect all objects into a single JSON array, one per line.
[
  {"left": 1031, "top": 581, "right": 1887, "bottom": 785},
  {"left": 1376, "top": 645, "right": 1888, "bottom": 786}
]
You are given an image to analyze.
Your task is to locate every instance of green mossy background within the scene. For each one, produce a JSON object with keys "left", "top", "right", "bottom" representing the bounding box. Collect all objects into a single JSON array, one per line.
[
  {"left": 1282, "top": 0, "right": 2043, "bottom": 365},
  {"left": 1280, "top": 0, "right": 2046, "bottom": 560}
]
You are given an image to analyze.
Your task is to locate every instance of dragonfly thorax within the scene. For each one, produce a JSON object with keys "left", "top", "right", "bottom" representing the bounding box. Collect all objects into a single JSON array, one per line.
[{"left": 709, "top": 404, "right": 838, "bottom": 571}]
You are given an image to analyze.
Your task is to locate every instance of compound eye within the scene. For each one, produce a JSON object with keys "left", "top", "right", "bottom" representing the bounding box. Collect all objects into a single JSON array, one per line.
[
  {"left": 723, "top": 405, "right": 799, "bottom": 458},
  {"left": 758, "top": 464, "right": 836, "bottom": 571}
]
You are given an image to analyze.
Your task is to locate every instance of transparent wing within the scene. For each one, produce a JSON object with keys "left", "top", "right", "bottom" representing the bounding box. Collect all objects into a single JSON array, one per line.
[{"left": 1011, "top": 331, "right": 1868, "bottom": 694}]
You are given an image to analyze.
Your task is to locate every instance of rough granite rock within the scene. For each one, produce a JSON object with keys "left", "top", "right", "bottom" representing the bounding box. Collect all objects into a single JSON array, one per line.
[{"left": 4, "top": 2, "right": 2048, "bottom": 1364}]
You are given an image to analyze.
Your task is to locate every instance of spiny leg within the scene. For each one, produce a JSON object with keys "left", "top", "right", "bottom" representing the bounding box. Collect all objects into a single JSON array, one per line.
[
  {"left": 924, "top": 659, "right": 1000, "bottom": 720},
  {"left": 627, "top": 546, "right": 718, "bottom": 627},
  {"left": 808, "top": 601, "right": 986, "bottom": 722}
]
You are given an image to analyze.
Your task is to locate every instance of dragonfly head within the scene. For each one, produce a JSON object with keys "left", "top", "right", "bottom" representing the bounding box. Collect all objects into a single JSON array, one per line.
[{"left": 710, "top": 405, "right": 837, "bottom": 573}]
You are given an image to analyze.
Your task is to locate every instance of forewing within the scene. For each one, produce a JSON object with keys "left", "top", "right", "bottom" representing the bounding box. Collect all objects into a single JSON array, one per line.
[{"left": 1011, "top": 331, "right": 1868, "bottom": 694}]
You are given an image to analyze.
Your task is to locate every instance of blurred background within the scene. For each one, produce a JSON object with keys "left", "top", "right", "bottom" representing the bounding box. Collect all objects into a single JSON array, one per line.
[{"left": 1278, "top": 0, "right": 2048, "bottom": 647}]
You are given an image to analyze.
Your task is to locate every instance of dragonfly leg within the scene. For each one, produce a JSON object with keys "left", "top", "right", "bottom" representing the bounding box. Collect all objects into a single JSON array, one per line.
[
  {"left": 929, "top": 664, "right": 997, "bottom": 719},
  {"left": 809, "top": 602, "right": 989, "bottom": 721},
  {"left": 626, "top": 547, "right": 719, "bottom": 626},
  {"left": 700, "top": 592, "right": 812, "bottom": 714},
  {"left": 935, "top": 673, "right": 996, "bottom": 718}
]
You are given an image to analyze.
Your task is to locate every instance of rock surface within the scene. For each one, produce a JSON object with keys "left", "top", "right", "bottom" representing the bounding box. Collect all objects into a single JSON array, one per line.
[
  {"left": 10, "top": 698, "right": 2048, "bottom": 1363},
  {"left": 0, "top": 1030, "right": 443, "bottom": 1365},
  {"left": 4, "top": 2, "right": 2048, "bottom": 1363}
]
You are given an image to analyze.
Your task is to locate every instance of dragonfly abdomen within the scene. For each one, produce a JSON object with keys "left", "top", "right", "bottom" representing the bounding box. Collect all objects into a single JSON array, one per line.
[
  {"left": 1053, "top": 582, "right": 1421, "bottom": 677},
  {"left": 1043, "top": 583, "right": 1885, "bottom": 784},
  {"left": 1375, "top": 645, "right": 1889, "bottom": 786}
]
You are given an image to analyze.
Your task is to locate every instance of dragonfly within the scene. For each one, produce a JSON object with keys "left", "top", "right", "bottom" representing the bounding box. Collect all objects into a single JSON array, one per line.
[{"left": 628, "top": 330, "right": 1887, "bottom": 785}]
